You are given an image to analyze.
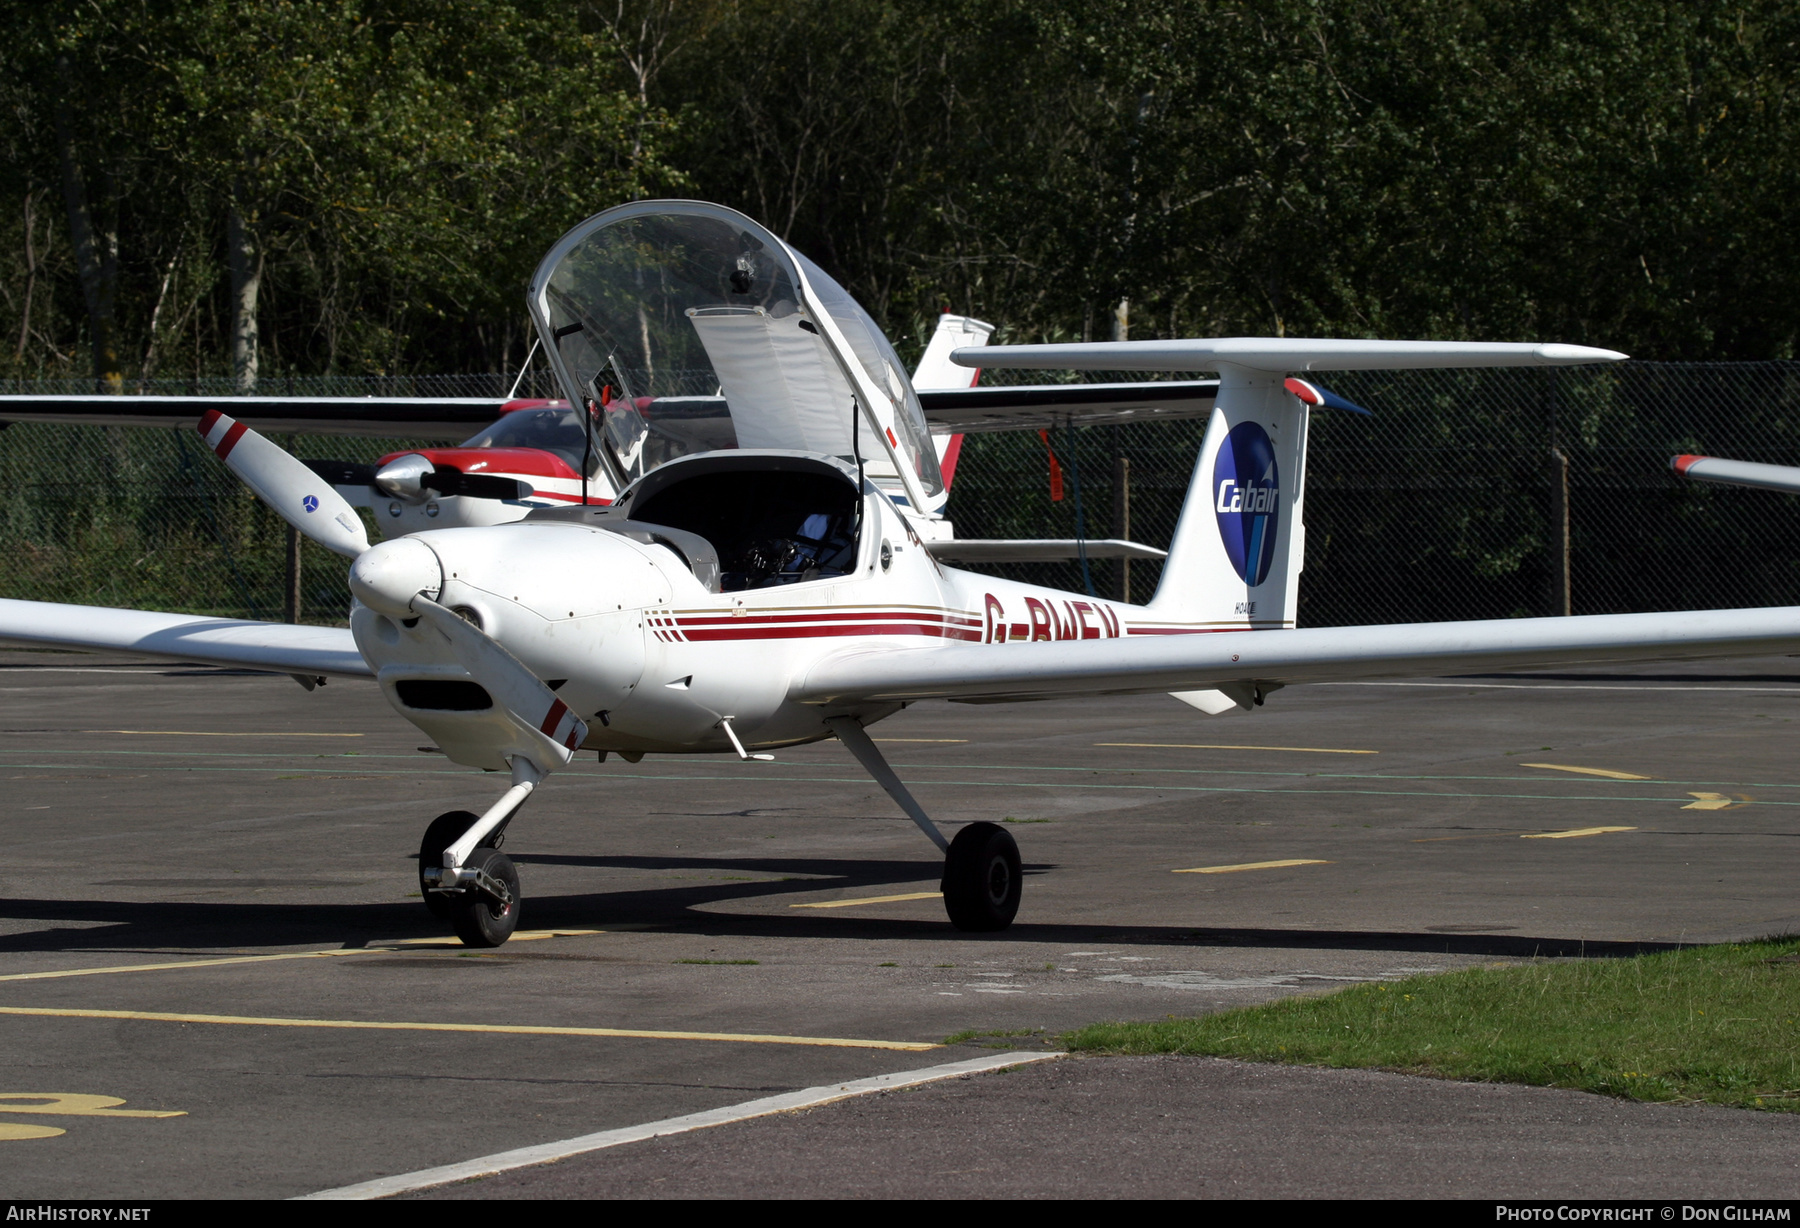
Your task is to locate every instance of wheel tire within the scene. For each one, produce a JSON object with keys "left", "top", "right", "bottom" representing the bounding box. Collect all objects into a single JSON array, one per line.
[
  {"left": 419, "top": 810, "right": 482, "bottom": 921},
  {"left": 449, "top": 847, "right": 521, "bottom": 948},
  {"left": 941, "top": 821, "right": 1022, "bottom": 932}
]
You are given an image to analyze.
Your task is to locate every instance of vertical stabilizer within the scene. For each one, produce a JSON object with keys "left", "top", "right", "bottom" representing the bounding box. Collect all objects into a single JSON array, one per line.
[{"left": 1148, "top": 366, "right": 1309, "bottom": 630}]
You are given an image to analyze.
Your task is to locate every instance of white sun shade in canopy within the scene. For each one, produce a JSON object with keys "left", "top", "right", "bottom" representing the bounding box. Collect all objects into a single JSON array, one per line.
[
  {"left": 526, "top": 200, "right": 942, "bottom": 501},
  {"left": 684, "top": 306, "right": 857, "bottom": 454}
]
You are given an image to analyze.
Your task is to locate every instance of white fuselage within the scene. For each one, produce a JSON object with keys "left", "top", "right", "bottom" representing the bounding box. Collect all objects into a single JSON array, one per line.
[{"left": 351, "top": 487, "right": 1218, "bottom": 767}]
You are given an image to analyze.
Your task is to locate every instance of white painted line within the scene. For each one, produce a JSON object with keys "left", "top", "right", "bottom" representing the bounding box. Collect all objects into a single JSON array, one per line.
[{"left": 299, "top": 1049, "right": 1062, "bottom": 1200}]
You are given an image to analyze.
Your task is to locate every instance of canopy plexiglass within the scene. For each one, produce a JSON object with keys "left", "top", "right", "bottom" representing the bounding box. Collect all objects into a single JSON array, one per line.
[{"left": 527, "top": 200, "right": 942, "bottom": 504}]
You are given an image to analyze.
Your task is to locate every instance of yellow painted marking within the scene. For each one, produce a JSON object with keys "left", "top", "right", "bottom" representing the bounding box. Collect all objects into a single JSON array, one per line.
[
  {"left": 1098, "top": 743, "right": 1376, "bottom": 755},
  {"left": 0, "top": 1006, "right": 937, "bottom": 1052},
  {"left": 0, "top": 1094, "right": 182, "bottom": 1119},
  {"left": 1413, "top": 832, "right": 1536, "bottom": 842},
  {"left": 1520, "top": 763, "right": 1650, "bottom": 780},
  {"left": 0, "top": 947, "right": 383, "bottom": 983},
  {"left": 1684, "top": 792, "right": 1735, "bottom": 810},
  {"left": 791, "top": 891, "right": 942, "bottom": 909},
  {"left": 0, "top": 931, "right": 606, "bottom": 981},
  {"left": 83, "top": 730, "right": 362, "bottom": 738},
  {"left": 1521, "top": 826, "right": 1637, "bottom": 839},
  {"left": 1174, "top": 859, "right": 1332, "bottom": 874},
  {"left": 0, "top": 1124, "right": 64, "bottom": 1141},
  {"left": 872, "top": 739, "right": 968, "bottom": 743},
  {"left": 386, "top": 929, "right": 603, "bottom": 946}
]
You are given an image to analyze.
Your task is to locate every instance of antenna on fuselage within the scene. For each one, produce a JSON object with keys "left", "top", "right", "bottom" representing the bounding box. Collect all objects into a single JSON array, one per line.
[{"left": 505, "top": 336, "right": 542, "bottom": 401}]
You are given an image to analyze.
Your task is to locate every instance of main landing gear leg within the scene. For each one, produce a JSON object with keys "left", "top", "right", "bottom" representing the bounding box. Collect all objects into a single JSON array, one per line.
[
  {"left": 418, "top": 757, "right": 541, "bottom": 948},
  {"left": 825, "top": 717, "right": 1021, "bottom": 933}
]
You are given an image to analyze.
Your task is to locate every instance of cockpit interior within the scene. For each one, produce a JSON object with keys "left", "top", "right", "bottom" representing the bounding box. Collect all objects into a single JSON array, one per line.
[{"left": 630, "top": 465, "right": 859, "bottom": 592}]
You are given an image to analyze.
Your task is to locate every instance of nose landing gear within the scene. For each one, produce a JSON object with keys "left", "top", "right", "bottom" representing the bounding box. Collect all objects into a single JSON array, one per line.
[{"left": 417, "top": 758, "right": 539, "bottom": 947}]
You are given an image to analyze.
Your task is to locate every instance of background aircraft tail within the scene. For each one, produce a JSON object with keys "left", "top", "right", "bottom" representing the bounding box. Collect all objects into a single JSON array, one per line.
[{"left": 913, "top": 314, "right": 993, "bottom": 492}]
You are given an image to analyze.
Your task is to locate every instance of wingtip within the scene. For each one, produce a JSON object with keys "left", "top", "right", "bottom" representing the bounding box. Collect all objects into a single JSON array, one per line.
[
  {"left": 1671, "top": 454, "right": 1706, "bottom": 475},
  {"left": 1538, "top": 344, "right": 1629, "bottom": 365}
]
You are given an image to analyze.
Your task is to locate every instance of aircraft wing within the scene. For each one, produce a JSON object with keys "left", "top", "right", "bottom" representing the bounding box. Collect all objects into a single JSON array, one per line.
[
  {"left": 0, "top": 395, "right": 499, "bottom": 440},
  {"left": 0, "top": 599, "right": 371, "bottom": 679},
  {"left": 916, "top": 381, "right": 1216, "bottom": 432},
  {"left": 793, "top": 607, "right": 1800, "bottom": 704},
  {"left": 1671, "top": 455, "right": 1800, "bottom": 495}
]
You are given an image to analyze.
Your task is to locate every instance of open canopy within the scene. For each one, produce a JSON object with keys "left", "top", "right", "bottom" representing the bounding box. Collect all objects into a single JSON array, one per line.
[{"left": 527, "top": 200, "right": 942, "bottom": 503}]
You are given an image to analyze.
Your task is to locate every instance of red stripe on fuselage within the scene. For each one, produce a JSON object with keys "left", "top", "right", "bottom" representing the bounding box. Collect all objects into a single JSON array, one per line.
[{"left": 679, "top": 622, "right": 983, "bottom": 642}]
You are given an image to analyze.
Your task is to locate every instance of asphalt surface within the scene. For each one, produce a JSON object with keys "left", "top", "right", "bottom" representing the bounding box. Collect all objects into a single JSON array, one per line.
[
  {"left": 413, "top": 1054, "right": 1800, "bottom": 1200},
  {"left": 1, "top": 648, "right": 1798, "bottom": 1198}
]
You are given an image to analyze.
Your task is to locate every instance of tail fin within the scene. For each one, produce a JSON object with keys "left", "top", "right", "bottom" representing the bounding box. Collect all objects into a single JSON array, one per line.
[
  {"left": 1148, "top": 370, "right": 1315, "bottom": 629},
  {"left": 914, "top": 314, "right": 993, "bottom": 493}
]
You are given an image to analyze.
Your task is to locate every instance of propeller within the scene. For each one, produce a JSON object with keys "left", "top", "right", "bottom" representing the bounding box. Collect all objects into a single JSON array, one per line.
[
  {"left": 198, "top": 410, "right": 371, "bottom": 559},
  {"left": 408, "top": 595, "right": 588, "bottom": 770},
  {"left": 199, "top": 410, "right": 584, "bottom": 776}
]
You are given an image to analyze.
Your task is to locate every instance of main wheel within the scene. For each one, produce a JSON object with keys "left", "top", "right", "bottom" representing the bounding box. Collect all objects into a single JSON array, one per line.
[
  {"left": 418, "top": 810, "right": 481, "bottom": 920},
  {"left": 449, "top": 847, "right": 521, "bottom": 948},
  {"left": 941, "top": 821, "right": 1022, "bottom": 932}
]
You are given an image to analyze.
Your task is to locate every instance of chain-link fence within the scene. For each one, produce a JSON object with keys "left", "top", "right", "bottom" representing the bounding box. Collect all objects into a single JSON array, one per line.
[
  {"left": 0, "top": 363, "right": 1796, "bottom": 625},
  {"left": 949, "top": 361, "right": 1800, "bottom": 624}
]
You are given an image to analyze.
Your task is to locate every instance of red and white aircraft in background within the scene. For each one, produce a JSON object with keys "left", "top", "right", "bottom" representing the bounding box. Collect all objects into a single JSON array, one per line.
[{"left": 2, "top": 199, "right": 1796, "bottom": 948}]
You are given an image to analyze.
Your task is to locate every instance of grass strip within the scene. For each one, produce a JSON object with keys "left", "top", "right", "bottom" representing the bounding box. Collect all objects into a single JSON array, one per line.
[{"left": 1066, "top": 938, "right": 1800, "bottom": 1111}]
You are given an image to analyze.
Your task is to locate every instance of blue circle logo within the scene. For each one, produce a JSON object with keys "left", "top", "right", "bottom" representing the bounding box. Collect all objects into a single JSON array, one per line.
[
  {"left": 301, "top": 495, "right": 319, "bottom": 513},
  {"left": 1212, "top": 422, "right": 1280, "bottom": 586}
]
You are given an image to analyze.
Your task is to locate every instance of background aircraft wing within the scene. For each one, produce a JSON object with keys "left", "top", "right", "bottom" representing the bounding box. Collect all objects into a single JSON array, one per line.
[
  {"left": 793, "top": 607, "right": 1800, "bottom": 705},
  {"left": 1671, "top": 455, "right": 1800, "bottom": 495},
  {"left": 0, "top": 387, "right": 1222, "bottom": 438},
  {"left": 0, "top": 395, "right": 500, "bottom": 440},
  {"left": 0, "top": 599, "right": 371, "bottom": 679},
  {"left": 916, "top": 381, "right": 1216, "bottom": 432}
]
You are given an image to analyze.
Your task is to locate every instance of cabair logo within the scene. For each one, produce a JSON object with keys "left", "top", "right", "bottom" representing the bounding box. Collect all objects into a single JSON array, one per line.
[
  {"left": 301, "top": 495, "right": 319, "bottom": 513},
  {"left": 1213, "top": 421, "right": 1280, "bottom": 586}
]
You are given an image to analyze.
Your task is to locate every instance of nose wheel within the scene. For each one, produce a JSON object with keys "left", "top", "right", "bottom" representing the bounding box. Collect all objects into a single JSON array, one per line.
[
  {"left": 416, "top": 762, "right": 538, "bottom": 946},
  {"left": 941, "top": 821, "right": 1022, "bottom": 931},
  {"left": 447, "top": 847, "right": 521, "bottom": 947}
]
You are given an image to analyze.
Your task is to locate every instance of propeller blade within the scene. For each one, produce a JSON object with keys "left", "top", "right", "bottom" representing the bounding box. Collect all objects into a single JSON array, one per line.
[
  {"left": 198, "top": 411, "right": 371, "bottom": 558},
  {"left": 410, "top": 595, "right": 587, "bottom": 771}
]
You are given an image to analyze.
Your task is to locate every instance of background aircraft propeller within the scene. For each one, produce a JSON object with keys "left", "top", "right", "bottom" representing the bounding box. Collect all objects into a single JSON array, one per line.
[{"left": 198, "top": 410, "right": 371, "bottom": 559}]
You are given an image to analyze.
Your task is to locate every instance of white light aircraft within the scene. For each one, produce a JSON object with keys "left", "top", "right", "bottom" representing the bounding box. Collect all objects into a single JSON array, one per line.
[{"left": 4, "top": 199, "right": 1799, "bottom": 948}]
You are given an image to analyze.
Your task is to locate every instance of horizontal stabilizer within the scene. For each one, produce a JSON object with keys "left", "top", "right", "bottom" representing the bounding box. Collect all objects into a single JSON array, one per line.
[
  {"left": 0, "top": 598, "right": 371, "bottom": 678},
  {"left": 1671, "top": 455, "right": 1800, "bottom": 495},
  {"left": 927, "top": 538, "right": 1167, "bottom": 563},
  {"left": 953, "top": 338, "right": 1627, "bottom": 374},
  {"left": 0, "top": 395, "right": 500, "bottom": 439}
]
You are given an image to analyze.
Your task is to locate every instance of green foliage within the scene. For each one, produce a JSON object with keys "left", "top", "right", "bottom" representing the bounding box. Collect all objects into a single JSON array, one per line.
[
  {"left": 1066, "top": 938, "right": 1800, "bottom": 1111},
  {"left": 4, "top": 0, "right": 1799, "bottom": 385}
]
